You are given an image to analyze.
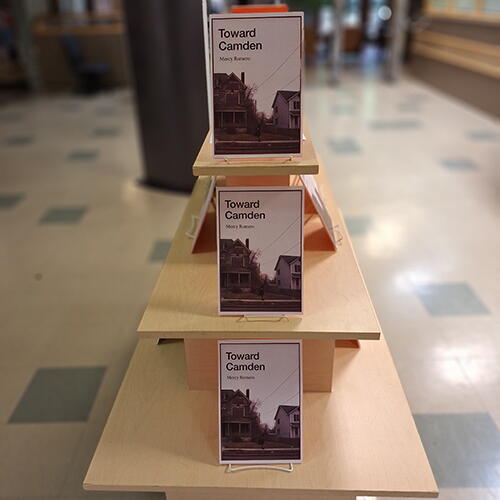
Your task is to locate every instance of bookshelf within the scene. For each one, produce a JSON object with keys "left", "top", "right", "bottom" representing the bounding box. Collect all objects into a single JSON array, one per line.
[
  {"left": 138, "top": 162, "right": 380, "bottom": 341},
  {"left": 84, "top": 128, "right": 437, "bottom": 499}
]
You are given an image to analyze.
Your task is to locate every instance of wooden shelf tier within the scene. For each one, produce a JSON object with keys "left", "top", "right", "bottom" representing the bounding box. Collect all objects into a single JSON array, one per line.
[
  {"left": 137, "top": 165, "right": 381, "bottom": 341},
  {"left": 192, "top": 126, "right": 319, "bottom": 177},
  {"left": 84, "top": 337, "right": 438, "bottom": 499}
]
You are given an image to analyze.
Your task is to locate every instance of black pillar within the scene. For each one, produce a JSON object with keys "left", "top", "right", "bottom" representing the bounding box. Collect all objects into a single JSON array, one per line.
[{"left": 124, "top": 1, "right": 208, "bottom": 192}]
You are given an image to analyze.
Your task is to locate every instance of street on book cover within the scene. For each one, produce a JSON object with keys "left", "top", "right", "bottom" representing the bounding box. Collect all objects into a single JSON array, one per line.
[
  {"left": 210, "top": 12, "right": 303, "bottom": 157},
  {"left": 216, "top": 187, "right": 304, "bottom": 315},
  {"left": 218, "top": 340, "right": 302, "bottom": 464}
]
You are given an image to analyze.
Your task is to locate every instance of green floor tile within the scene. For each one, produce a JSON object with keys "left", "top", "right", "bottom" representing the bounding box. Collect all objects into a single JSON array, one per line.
[{"left": 9, "top": 366, "right": 106, "bottom": 423}]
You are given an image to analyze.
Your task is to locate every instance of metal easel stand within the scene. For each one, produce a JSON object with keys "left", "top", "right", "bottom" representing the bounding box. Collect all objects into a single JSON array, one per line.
[
  {"left": 185, "top": 214, "right": 200, "bottom": 239},
  {"left": 226, "top": 463, "right": 294, "bottom": 473},
  {"left": 238, "top": 315, "right": 289, "bottom": 323}
]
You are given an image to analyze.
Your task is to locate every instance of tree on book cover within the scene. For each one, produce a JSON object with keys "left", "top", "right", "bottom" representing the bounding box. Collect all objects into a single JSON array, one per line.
[
  {"left": 221, "top": 389, "right": 301, "bottom": 461},
  {"left": 211, "top": 13, "right": 303, "bottom": 157},
  {"left": 220, "top": 238, "right": 301, "bottom": 313}
]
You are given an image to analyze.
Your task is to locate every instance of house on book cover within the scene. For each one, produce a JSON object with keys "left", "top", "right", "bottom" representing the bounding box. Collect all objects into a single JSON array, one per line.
[
  {"left": 274, "top": 255, "right": 301, "bottom": 291},
  {"left": 213, "top": 72, "right": 257, "bottom": 132},
  {"left": 274, "top": 405, "right": 300, "bottom": 438},
  {"left": 220, "top": 238, "right": 260, "bottom": 292},
  {"left": 272, "top": 91, "right": 301, "bottom": 130},
  {"left": 221, "top": 389, "right": 254, "bottom": 439}
]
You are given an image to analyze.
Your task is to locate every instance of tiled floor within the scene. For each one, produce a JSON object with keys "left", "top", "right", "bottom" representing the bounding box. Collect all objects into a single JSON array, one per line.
[
  {"left": 10, "top": 367, "right": 106, "bottom": 423},
  {"left": 0, "top": 89, "right": 187, "bottom": 499},
  {"left": 39, "top": 206, "right": 88, "bottom": 225},
  {"left": 0, "top": 62, "right": 499, "bottom": 499},
  {"left": 309, "top": 66, "right": 500, "bottom": 499}
]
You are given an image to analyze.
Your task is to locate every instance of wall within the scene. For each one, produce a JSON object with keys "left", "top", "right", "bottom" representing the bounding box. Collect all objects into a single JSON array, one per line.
[{"left": 407, "top": 17, "right": 500, "bottom": 117}]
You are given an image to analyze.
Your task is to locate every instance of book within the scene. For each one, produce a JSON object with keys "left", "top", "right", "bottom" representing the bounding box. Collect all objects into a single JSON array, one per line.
[
  {"left": 216, "top": 186, "right": 304, "bottom": 315},
  {"left": 189, "top": 176, "right": 216, "bottom": 252},
  {"left": 210, "top": 12, "right": 303, "bottom": 157},
  {"left": 218, "top": 340, "right": 302, "bottom": 464},
  {"left": 300, "top": 174, "right": 336, "bottom": 249}
]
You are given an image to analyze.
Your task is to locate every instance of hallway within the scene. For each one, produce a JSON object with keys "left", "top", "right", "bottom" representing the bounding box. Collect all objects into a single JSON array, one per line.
[{"left": 0, "top": 65, "right": 499, "bottom": 498}]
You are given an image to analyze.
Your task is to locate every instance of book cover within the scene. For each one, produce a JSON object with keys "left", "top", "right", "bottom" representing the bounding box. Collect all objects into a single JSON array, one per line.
[
  {"left": 218, "top": 340, "right": 302, "bottom": 464},
  {"left": 190, "top": 176, "right": 216, "bottom": 252},
  {"left": 300, "top": 174, "right": 336, "bottom": 248},
  {"left": 210, "top": 12, "right": 303, "bottom": 157},
  {"left": 216, "top": 186, "right": 304, "bottom": 315}
]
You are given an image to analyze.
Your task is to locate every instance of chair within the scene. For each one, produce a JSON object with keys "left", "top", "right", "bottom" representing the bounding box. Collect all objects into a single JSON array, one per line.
[{"left": 61, "top": 34, "right": 109, "bottom": 94}]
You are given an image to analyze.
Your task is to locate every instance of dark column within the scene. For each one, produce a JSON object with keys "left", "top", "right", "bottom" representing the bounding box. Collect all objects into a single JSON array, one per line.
[
  {"left": 360, "top": 0, "right": 370, "bottom": 42},
  {"left": 124, "top": 1, "right": 208, "bottom": 192}
]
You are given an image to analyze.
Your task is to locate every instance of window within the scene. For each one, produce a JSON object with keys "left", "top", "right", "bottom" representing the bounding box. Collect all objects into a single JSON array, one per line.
[
  {"left": 484, "top": 0, "right": 500, "bottom": 13},
  {"left": 277, "top": 418, "right": 280, "bottom": 424},
  {"left": 429, "top": 0, "right": 447, "bottom": 8},
  {"left": 232, "top": 256, "right": 243, "bottom": 267},
  {"left": 426, "top": 0, "right": 500, "bottom": 17},
  {"left": 234, "top": 111, "right": 245, "bottom": 125},
  {"left": 293, "top": 264, "right": 301, "bottom": 273},
  {"left": 456, "top": 0, "right": 475, "bottom": 11},
  {"left": 293, "top": 100, "right": 300, "bottom": 110},
  {"left": 226, "top": 92, "right": 238, "bottom": 105},
  {"left": 293, "top": 414, "right": 299, "bottom": 422},
  {"left": 277, "top": 269, "right": 280, "bottom": 276}
]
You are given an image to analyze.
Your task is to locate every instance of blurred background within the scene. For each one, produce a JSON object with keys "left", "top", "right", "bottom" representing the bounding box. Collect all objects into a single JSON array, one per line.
[{"left": 0, "top": 0, "right": 499, "bottom": 499}]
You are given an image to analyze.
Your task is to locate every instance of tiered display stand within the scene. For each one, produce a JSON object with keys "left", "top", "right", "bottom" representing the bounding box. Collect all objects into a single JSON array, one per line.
[{"left": 84, "top": 131, "right": 438, "bottom": 499}]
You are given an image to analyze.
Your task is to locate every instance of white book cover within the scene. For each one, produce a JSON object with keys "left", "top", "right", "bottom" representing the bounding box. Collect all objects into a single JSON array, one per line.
[
  {"left": 216, "top": 186, "right": 304, "bottom": 316},
  {"left": 300, "top": 174, "right": 336, "bottom": 248},
  {"left": 190, "top": 176, "right": 216, "bottom": 252},
  {"left": 218, "top": 340, "right": 303, "bottom": 464},
  {"left": 210, "top": 12, "right": 303, "bottom": 158}
]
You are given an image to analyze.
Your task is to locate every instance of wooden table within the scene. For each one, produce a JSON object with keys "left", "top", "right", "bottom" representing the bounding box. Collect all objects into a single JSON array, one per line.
[
  {"left": 84, "top": 157, "right": 438, "bottom": 499},
  {"left": 84, "top": 337, "right": 438, "bottom": 499}
]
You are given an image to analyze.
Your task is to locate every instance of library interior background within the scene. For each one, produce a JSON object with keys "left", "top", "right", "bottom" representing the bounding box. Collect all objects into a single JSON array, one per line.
[{"left": 0, "top": 0, "right": 499, "bottom": 499}]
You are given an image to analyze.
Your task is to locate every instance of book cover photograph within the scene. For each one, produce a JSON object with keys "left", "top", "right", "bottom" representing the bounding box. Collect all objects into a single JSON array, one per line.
[
  {"left": 210, "top": 12, "right": 303, "bottom": 157},
  {"left": 218, "top": 340, "right": 302, "bottom": 464},
  {"left": 216, "top": 187, "right": 304, "bottom": 315}
]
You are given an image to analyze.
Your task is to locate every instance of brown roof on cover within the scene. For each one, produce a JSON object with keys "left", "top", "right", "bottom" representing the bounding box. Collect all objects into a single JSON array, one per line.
[
  {"left": 214, "top": 72, "right": 245, "bottom": 86},
  {"left": 221, "top": 389, "right": 250, "bottom": 404}
]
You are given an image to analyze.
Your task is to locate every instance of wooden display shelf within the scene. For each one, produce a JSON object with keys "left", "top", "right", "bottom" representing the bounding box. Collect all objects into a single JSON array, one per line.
[
  {"left": 192, "top": 125, "right": 319, "bottom": 177},
  {"left": 84, "top": 337, "right": 438, "bottom": 499},
  {"left": 137, "top": 164, "right": 381, "bottom": 341}
]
